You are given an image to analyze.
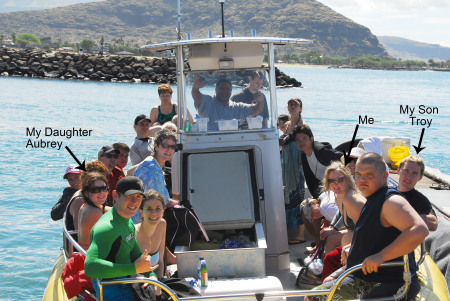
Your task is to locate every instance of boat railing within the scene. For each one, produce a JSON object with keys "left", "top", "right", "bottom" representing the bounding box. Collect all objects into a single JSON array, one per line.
[
  {"left": 62, "top": 215, "right": 410, "bottom": 301},
  {"left": 95, "top": 255, "right": 409, "bottom": 301},
  {"left": 62, "top": 211, "right": 86, "bottom": 258}
]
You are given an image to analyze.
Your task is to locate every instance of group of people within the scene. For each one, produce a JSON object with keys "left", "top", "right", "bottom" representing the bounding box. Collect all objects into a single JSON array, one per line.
[
  {"left": 278, "top": 105, "right": 437, "bottom": 299},
  {"left": 52, "top": 83, "right": 183, "bottom": 299},
  {"left": 51, "top": 72, "right": 437, "bottom": 300}
]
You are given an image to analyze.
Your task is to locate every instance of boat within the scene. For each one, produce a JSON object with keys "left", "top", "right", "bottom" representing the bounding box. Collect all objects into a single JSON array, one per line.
[{"left": 43, "top": 36, "right": 450, "bottom": 300}]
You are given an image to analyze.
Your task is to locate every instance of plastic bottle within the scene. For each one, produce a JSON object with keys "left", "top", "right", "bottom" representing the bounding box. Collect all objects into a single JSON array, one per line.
[
  {"left": 184, "top": 120, "right": 191, "bottom": 132},
  {"left": 200, "top": 257, "right": 208, "bottom": 287},
  {"left": 197, "top": 256, "right": 203, "bottom": 286}
]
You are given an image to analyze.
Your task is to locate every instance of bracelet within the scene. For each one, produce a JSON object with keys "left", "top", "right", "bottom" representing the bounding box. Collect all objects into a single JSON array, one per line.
[{"left": 149, "top": 271, "right": 158, "bottom": 278}]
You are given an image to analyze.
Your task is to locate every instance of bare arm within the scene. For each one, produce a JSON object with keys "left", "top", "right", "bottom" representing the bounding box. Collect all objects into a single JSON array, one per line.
[
  {"left": 250, "top": 91, "right": 264, "bottom": 116},
  {"left": 149, "top": 107, "right": 159, "bottom": 126},
  {"left": 192, "top": 74, "right": 206, "bottom": 107},
  {"left": 361, "top": 194, "right": 429, "bottom": 275},
  {"left": 343, "top": 192, "right": 366, "bottom": 224}
]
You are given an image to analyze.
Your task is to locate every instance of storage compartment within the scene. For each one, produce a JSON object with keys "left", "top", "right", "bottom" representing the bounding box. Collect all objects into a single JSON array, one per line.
[
  {"left": 177, "top": 147, "right": 267, "bottom": 280},
  {"left": 175, "top": 223, "right": 267, "bottom": 279}
]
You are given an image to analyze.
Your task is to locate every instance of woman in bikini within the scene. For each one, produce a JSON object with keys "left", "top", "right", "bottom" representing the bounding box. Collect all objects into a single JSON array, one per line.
[
  {"left": 77, "top": 172, "right": 109, "bottom": 250},
  {"left": 135, "top": 189, "right": 167, "bottom": 295}
]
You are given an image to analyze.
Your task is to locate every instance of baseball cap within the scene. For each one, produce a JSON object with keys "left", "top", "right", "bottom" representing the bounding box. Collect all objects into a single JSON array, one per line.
[
  {"left": 115, "top": 176, "right": 145, "bottom": 196},
  {"left": 134, "top": 114, "right": 151, "bottom": 125},
  {"left": 63, "top": 164, "right": 81, "bottom": 179},
  {"left": 98, "top": 145, "right": 120, "bottom": 157},
  {"left": 341, "top": 147, "right": 367, "bottom": 164}
]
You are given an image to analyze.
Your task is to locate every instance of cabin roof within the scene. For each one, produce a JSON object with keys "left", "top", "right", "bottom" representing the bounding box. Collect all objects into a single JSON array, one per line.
[{"left": 141, "top": 37, "right": 312, "bottom": 52}]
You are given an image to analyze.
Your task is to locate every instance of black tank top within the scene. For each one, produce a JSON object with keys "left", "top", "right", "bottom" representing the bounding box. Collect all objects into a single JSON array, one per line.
[{"left": 347, "top": 186, "right": 404, "bottom": 283}]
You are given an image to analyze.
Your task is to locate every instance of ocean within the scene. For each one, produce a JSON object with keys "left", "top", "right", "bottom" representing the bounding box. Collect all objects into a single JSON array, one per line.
[{"left": 0, "top": 66, "right": 449, "bottom": 300}]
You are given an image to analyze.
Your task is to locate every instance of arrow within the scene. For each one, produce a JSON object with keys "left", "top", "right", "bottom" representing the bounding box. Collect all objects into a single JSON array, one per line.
[
  {"left": 412, "top": 128, "right": 426, "bottom": 154},
  {"left": 65, "top": 146, "right": 86, "bottom": 171},
  {"left": 343, "top": 124, "right": 359, "bottom": 166}
]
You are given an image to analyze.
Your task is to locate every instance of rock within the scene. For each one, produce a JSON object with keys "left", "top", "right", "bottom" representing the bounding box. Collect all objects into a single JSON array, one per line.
[
  {"left": 0, "top": 47, "right": 301, "bottom": 87},
  {"left": 44, "top": 71, "right": 61, "bottom": 78}
]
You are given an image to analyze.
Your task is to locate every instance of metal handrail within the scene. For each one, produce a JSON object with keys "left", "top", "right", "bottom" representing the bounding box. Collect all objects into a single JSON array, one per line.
[
  {"left": 97, "top": 278, "right": 180, "bottom": 301},
  {"left": 61, "top": 211, "right": 411, "bottom": 301},
  {"left": 93, "top": 257, "right": 409, "bottom": 301}
]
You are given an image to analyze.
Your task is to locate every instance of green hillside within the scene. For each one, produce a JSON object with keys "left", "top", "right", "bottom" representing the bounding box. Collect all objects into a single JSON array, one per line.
[{"left": 0, "top": 0, "right": 388, "bottom": 57}]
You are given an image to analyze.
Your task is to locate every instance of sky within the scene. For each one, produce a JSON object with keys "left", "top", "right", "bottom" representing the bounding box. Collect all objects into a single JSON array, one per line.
[{"left": 318, "top": 0, "right": 450, "bottom": 47}]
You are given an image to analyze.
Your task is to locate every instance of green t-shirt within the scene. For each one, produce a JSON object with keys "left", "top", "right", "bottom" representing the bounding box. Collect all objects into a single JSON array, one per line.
[{"left": 84, "top": 207, "right": 142, "bottom": 279}]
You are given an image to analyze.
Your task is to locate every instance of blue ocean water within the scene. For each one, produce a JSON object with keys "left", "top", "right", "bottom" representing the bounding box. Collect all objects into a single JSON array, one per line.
[{"left": 0, "top": 66, "right": 448, "bottom": 300}]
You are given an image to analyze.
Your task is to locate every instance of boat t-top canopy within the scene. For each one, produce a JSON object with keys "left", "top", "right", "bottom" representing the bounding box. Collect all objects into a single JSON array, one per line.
[
  {"left": 141, "top": 37, "right": 312, "bottom": 52},
  {"left": 142, "top": 37, "right": 312, "bottom": 71}
]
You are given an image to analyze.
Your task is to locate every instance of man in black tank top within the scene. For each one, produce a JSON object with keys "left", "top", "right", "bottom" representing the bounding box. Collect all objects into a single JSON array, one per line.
[{"left": 306, "top": 153, "right": 429, "bottom": 301}]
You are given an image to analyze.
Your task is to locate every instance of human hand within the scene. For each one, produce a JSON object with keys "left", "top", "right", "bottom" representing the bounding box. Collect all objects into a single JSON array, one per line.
[
  {"left": 193, "top": 74, "right": 206, "bottom": 89},
  {"left": 320, "top": 227, "right": 335, "bottom": 240},
  {"left": 340, "top": 245, "right": 350, "bottom": 265},
  {"left": 361, "top": 253, "right": 383, "bottom": 275},
  {"left": 134, "top": 249, "right": 159, "bottom": 274}
]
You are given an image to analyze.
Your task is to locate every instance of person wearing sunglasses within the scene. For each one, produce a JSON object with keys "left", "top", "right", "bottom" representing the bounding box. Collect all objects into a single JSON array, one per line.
[
  {"left": 319, "top": 161, "right": 366, "bottom": 280},
  {"left": 98, "top": 145, "right": 124, "bottom": 206},
  {"left": 133, "top": 129, "right": 178, "bottom": 223},
  {"left": 77, "top": 172, "right": 109, "bottom": 250}
]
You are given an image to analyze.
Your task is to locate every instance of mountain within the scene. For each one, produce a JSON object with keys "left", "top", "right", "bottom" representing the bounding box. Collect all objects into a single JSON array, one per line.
[
  {"left": 0, "top": 0, "right": 104, "bottom": 13},
  {"left": 0, "top": 0, "right": 388, "bottom": 57},
  {"left": 378, "top": 36, "right": 450, "bottom": 61}
]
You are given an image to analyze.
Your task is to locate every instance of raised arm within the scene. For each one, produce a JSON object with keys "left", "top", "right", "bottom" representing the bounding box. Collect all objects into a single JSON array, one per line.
[{"left": 192, "top": 74, "right": 206, "bottom": 107}]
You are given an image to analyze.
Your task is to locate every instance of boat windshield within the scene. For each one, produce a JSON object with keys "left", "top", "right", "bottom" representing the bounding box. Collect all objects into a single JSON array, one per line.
[{"left": 183, "top": 69, "right": 273, "bottom": 133}]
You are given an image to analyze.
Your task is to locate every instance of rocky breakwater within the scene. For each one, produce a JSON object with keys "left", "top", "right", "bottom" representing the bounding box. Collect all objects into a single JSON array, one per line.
[{"left": 0, "top": 47, "right": 301, "bottom": 87}]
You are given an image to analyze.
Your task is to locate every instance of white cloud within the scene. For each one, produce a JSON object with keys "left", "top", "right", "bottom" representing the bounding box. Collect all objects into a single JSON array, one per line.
[
  {"left": 318, "top": 0, "right": 450, "bottom": 46},
  {"left": 423, "top": 17, "right": 450, "bottom": 25}
]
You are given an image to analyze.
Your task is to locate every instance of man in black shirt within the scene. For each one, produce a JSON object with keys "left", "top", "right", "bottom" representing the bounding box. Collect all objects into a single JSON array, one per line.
[{"left": 397, "top": 155, "right": 438, "bottom": 231}]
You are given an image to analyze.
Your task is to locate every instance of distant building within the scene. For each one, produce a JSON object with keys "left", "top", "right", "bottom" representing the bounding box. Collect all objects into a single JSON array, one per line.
[
  {"left": 61, "top": 47, "right": 75, "bottom": 52},
  {"left": 1, "top": 39, "right": 14, "bottom": 47}
]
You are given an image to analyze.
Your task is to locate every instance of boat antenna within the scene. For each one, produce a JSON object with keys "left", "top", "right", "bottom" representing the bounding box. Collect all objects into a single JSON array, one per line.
[
  {"left": 177, "top": 0, "right": 181, "bottom": 40},
  {"left": 219, "top": 0, "right": 225, "bottom": 38}
]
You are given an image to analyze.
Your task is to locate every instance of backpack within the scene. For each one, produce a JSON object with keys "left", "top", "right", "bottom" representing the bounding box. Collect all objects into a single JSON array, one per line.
[{"left": 163, "top": 200, "right": 209, "bottom": 252}]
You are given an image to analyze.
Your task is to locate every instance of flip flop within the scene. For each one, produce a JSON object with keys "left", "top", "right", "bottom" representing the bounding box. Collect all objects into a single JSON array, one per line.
[
  {"left": 304, "top": 246, "right": 317, "bottom": 254},
  {"left": 288, "top": 239, "right": 306, "bottom": 245}
]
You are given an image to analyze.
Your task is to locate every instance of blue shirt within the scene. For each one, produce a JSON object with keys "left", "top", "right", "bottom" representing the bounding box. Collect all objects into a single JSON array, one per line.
[
  {"left": 196, "top": 94, "right": 253, "bottom": 130},
  {"left": 133, "top": 156, "right": 170, "bottom": 223}
]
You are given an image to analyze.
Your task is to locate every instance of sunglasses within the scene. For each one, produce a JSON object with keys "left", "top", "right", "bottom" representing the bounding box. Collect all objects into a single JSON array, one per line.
[
  {"left": 328, "top": 176, "right": 345, "bottom": 185},
  {"left": 103, "top": 154, "right": 118, "bottom": 159},
  {"left": 88, "top": 185, "right": 108, "bottom": 193},
  {"left": 160, "top": 143, "right": 176, "bottom": 150}
]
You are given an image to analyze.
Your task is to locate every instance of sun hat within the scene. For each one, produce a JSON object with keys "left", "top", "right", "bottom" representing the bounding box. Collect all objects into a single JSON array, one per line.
[
  {"left": 63, "top": 164, "right": 81, "bottom": 179},
  {"left": 115, "top": 176, "right": 145, "bottom": 196}
]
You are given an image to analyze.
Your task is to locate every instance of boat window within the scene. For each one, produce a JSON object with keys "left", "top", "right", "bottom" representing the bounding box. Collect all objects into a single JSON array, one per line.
[{"left": 183, "top": 69, "right": 273, "bottom": 133}]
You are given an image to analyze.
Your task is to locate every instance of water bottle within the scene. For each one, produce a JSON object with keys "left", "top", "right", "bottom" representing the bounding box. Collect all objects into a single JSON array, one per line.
[
  {"left": 200, "top": 257, "right": 208, "bottom": 287},
  {"left": 197, "top": 256, "right": 203, "bottom": 286},
  {"left": 184, "top": 120, "right": 191, "bottom": 132}
]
